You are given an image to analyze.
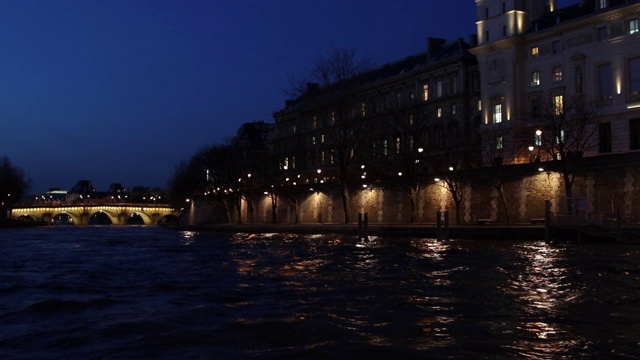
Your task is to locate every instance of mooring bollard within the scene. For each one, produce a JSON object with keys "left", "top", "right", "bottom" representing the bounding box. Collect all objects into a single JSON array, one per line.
[
  {"left": 436, "top": 210, "right": 449, "bottom": 240},
  {"left": 358, "top": 212, "right": 368, "bottom": 239}
]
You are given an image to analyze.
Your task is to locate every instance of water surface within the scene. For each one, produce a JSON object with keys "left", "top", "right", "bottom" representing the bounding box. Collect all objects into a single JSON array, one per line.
[{"left": 1, "top": 226, "right": 639, "bottom": 358}]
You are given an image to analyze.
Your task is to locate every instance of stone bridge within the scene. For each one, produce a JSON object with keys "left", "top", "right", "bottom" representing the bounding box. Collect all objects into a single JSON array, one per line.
[{"left": 11, "top": 203, "right": 178, "bottom": 226}]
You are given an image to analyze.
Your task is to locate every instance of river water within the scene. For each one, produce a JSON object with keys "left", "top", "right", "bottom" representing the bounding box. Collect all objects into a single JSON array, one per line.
[{"left": 0, "top": 226, "right": 639, "bottom": 359}]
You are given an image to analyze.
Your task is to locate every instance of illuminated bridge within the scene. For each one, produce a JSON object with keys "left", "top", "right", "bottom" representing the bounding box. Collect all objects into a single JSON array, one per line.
[{"left": 10, "top": 203, "right": 179, "bottom": 226}]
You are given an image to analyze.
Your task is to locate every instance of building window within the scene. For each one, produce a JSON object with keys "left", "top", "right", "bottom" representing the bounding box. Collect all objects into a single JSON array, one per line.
[
  {"left": 437, "top": 107, "right": 442, "bottom": 118},
  {"left": 597, "top": 63, "right": 612, "bottom": 100},
  {"left": 503, "top": 25, "right": 507, "bottom": 37},
  {"left": 396, "top": 92, "right": 402, "bottom": 108},
  {"left": 360, "top": 102, "right": 366, "bottom": 117},
  {"left": 599, "top": 122, "right": 612, "bottom": 153},
  {"left": 478, "top": 100, "right": 482, "bottom": 111},
  {"left": 531, "top": 71, "right": 540, "bottom": 86},
  {"left": 630, "top": 19, "right": 639, "bottom": 35},
  {"left": 597, "top": 26, "right": 608, "bottom": 41},
  {"left": 409, "top": 89, "right": 415, "bottom": 104},
  {"left": 395, "top": 136, "right": 401, "bottom": 154},
  {"left": 423, "top": 83, "right": 429, "bottom": 101},
  {"left": 630, "top": 118, "right": 640, "bottom": 150},
  {"left": 535, "top": 131, "right": 542, "bottom": 146},
  {"left": 311, "top": 136, "right": 316, "bottom": 145},
  {"left": 485, "top": 30, "right": 490, "bottom": 42},
  {"left": 496, "top": 136, "right": 503, "bottom": 150},
  {"left": 553, "top": 94, "right": 564, "bottom": 115},
  {"left": 598, "top": 0, "right": 608, "bottom": 9},
  {"left": 485, "top": 7, "right": 489, "bottom": 19},
  {"left": 531, "top": 46, "right": 539, "bottom": 59},
  {"left": 630, "top": 57, "right": 640, "bottom": 95},
  {"left": 451, "top": 103, "right": 457, "bottom": 115},
  {"left": 529, "top": 95, "right": 541, "bottom": 117},
  {"left": 552, "top": 66, "right": 563, "bottom": 82},
  {"left": 552, "top": 40, "right": 562, "bottom": 54},
  {"left": 493, "top": 103, "right": 503, "bottom": 123},
  {"left": 502, "top": 2, "right": 506, "bottom": 13},
  {"left": 448, "top": 75, "right": 457, "bottom": 94},
  {"left": 436, "top": 80, "right": 443, "bottom": 98}
]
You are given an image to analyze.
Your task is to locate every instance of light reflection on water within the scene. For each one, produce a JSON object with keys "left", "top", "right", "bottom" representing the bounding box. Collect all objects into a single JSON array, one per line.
[{"left": 1, "top": 227, "right": 639, "bottom": 359}]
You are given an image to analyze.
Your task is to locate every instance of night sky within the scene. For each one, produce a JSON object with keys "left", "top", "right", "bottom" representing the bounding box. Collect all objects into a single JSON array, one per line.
[{"left": 1, "top": 0, "right": 574, "bottom": 194}]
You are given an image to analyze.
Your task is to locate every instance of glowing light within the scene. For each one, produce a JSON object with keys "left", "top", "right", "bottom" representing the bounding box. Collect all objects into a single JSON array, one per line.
[
  {"left": 398, "top": 172, "right": 402, "bottom": 176},
  {"left": 535, "top": 129, "right": 542, "bottom": 136},
  {"left": 418, "top": 147, "right": 424, "bottom": 153},
  {"left": 449, "top": 166, "right": 454, "bottom": 171},
  {"left": 529, "top": 146, "right": 535, "bottom": 151},
  {"left": 434, "top": 177, "right": 440, "bottom": 182},
  {"left": 538, "top": 167, "right": 544, "bottom": 172}
]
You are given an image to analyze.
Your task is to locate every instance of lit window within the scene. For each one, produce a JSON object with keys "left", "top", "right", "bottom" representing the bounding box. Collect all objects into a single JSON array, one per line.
[
  {"left": 395, "top": 137, "right": 401, "bottom": 154},
  {"left": 531, "top": 46, "right": 539, "bottom": 59},
  {"left": 437, "top": 107, "right": 442, "bottom": 118},
  {"left": 312, "top": 136, "right": 316, "bottom": 145},
  {"left": 556, "top": 129, "right": 565, "bottom": 144},
  {"left": 553, "top": 94, "right": 564, "bottom": 115},
  {"left": 630, "top": 19, "right": 639, "bottom": 35},
  {"left": 599, "top": 0, "right": 608, "bottom": 9},
  {"left": 553, "top": 66, "right": 563, "bottom": 82},
  {"left": 478, "top": 100, "right": 482, "bottom": 111},
  {"left": 451, "top": 104, "right": 457, "bottom": 115},
  {"left": 423, "top": 83, "right": 429, "bottom": 101},
  {"left": 383, "top": 140, "right": 388, "bottom": 156},
  {"left": 360, "top": 102, "right": 366, "bottom": 117},
  {"left": 531, "top": 71, "right": 540, "bottom": 86},
  {"left": 493, "top": 104, "right": 503, "bottom": 123},
  {"left": 496, "top": 136, "right": 503, "bottom": 150},
  {"left": 535, "top": 131, "right": 542, "bottom": 146}
]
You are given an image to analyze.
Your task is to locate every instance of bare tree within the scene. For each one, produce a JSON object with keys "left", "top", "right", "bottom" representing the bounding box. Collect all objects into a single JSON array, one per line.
[
  {"left": 0, "top": 156, "right": 31, "bottom": 210},
  {"left": 283, "top": 46, "right": 373, "bottom": 99},
  {"left": 479, "top": 125, "right": 529, "bottom": 225},
  {"left": 370, "top": 111, "right": 426, "bottom": 223},
  {"left": 531, "top": 94, "right": 601, "bottom": 215},
  {"left": 425, "top": 119, "right": 473, "bottom": 225},
  {"left": 324, "top": 99, "right": 372, "bottom": 224}
]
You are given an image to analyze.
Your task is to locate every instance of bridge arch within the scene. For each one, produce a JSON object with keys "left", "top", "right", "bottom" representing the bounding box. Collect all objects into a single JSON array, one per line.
[{"left": 11, "top": 204, "right": 178, "bottom": 226}]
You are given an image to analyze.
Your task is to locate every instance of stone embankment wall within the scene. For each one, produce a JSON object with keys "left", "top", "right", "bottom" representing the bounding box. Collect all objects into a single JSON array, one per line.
[{"left": 187, "top": 159, "right": 640, "bottom": 226}]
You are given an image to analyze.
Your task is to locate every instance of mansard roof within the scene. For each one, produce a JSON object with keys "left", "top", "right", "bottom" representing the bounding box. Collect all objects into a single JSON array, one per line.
[
  {"left": 278, "top": 37, "right": 475, "bottom": 113},
  {"left": 532, "top": 0, "right": 640, "bottom": 32}
]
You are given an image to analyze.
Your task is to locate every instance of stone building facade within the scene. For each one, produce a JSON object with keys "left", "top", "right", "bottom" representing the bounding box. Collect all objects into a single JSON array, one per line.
[{"left": 189, "top": 0, "right": 640, "bottom": 226}]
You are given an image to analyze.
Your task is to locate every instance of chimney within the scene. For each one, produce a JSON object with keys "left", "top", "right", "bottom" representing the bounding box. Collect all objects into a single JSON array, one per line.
[
  {"left": 469, "top": 34, "right": 478, "bottom": 47},
  {"left": 427, "top": 37, "right": 447, "bottom": 59}
]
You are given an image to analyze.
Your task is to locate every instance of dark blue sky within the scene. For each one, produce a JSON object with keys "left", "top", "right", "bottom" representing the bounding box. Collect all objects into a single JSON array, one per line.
[{"left": 0, "top": 0, "right": 572, "bottom": 193}]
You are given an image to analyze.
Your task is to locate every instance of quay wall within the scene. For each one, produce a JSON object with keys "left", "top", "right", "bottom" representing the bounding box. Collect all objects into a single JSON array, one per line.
[{"left": 186, "top": 157, "right": 640, "bottom": 228}]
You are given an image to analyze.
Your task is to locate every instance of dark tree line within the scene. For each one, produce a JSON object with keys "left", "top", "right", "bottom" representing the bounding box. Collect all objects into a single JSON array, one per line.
[{"left": 0, "top": 156, "right": 30, "bottom": 212}]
